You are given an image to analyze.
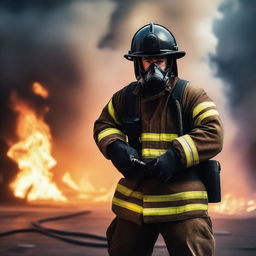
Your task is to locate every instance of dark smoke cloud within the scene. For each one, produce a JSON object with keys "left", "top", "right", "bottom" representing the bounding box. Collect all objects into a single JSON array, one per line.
[
  {"left": 0, "top": 0, "right": 81, "bottom": 140},
  {"left": 0, "top": 0, "right": 67, "bottom": 11},
  {"left": 0, "top": 0, "right": 82, "bottom": 201},
  {"left": 211, "top": 0, "right": 256, "bottom": 188},
  {"left": 98, "top": 0, "right": 138, "bottom": 48}
]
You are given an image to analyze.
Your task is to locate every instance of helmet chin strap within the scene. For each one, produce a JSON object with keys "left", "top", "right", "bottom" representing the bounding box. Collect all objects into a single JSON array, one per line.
[{"left": 138, "top": 61, "right": 172, "bottom": 94}]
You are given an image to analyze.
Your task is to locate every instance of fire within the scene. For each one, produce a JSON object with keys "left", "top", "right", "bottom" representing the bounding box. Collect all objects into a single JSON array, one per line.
[
  {"left": 62, "top": 172, "right": 112, "bottom": 202},
  {"left": 209, "top": 193, "right": 256, "bottom": 215},
  {"left": 6, "top": 83, "right": 256, "bottom": 207},
  {"left": 93, "top": 186, "right": 115, "bottom": 202},
  {"left": 32, "top": 82, "right": 49, "bottom": 98},
  {"left": 7, "top": 86, "right": 66, "bottom": 202},
  {"left": 6, "top": 83, "right": 110, "bottom": 203},
  {"left": 62, "top": 172, "right": 79, "bottom": 191}
]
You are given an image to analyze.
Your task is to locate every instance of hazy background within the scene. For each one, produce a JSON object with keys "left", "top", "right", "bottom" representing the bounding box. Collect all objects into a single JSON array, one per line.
[{"left": 0, "top": 0, "right": 255, "bottom": 202}]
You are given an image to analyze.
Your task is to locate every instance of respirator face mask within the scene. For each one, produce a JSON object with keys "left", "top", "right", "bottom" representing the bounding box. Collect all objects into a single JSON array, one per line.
[{"left": 139, "top": 60, "right": 171, "bottom": 94}]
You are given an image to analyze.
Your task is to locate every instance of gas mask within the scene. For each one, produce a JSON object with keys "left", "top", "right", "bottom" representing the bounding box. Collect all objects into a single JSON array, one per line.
[{"left": 139, "top": 62, "right": 170, "bottom": 95}]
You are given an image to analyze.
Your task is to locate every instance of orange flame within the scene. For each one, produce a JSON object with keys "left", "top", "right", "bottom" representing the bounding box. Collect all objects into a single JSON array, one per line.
[
  {"left": 62, "top": 172, "right": 79, "bottom": 191},
  {"left": 7, "top": 89, "right": 66, "bottom": 202},
  {"left": 93, "top": 186, "right": 115, "bottom": 202},
  {"left": 32, "top": 82, "right": 49, "bottom": 98},
  {"left": 209, "top": 193, "right": 256, "bottom": 215}
]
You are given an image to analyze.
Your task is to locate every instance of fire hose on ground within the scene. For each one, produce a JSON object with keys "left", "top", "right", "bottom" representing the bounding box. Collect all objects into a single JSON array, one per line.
[
  {"left": 3, "top": 210, "right": 255, "bottom": 253},
  {"left": 0, "top": 211, "right": 109, "bottom": 247},
  {"left": 0, "top": 210, "right": 231, "bottom": 248},
  {"left": 0, "top": 211, "right": 171, "bottom": 248}
]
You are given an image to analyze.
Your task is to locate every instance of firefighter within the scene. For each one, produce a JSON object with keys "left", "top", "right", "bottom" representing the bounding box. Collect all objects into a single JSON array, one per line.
[{"left": 94, "top": 23, "right": 223, "bottom": 256}]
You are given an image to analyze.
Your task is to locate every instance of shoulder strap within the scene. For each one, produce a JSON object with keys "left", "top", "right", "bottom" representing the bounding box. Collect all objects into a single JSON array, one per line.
[
  {"left": 122, "top": 82, "right": 141, "bottom": 155},
  {"left": 123, "top": 82, "right": 139, "bottom": 122},
  {"left": 170, "top": 78, "right": 189, "bottom": 136},
  {"left": 171, "top": 78, "right": 188, "bottom": 103}
]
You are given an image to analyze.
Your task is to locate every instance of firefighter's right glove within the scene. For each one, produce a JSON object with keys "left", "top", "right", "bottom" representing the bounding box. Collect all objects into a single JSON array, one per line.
[
  {"left": 106, "top": 140, "right": 145, "bottom": 179},
  {"left": 146, "top": 146, "right": 182, "bottom": 182}
]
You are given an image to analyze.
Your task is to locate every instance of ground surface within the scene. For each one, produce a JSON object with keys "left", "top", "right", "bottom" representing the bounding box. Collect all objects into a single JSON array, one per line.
[{"left": 0, "top": 205, "right": 255, "bottom": 256}]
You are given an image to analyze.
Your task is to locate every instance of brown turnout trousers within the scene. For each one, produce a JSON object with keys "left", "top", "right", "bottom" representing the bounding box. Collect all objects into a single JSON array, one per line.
[{"left": 107, "top": 217, "right": 215, "bottom": 256}]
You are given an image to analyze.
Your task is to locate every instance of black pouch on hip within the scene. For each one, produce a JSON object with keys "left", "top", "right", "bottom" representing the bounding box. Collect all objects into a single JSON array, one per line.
[{"left": 198, "top": 160, "right": 221, "bottom": 203}]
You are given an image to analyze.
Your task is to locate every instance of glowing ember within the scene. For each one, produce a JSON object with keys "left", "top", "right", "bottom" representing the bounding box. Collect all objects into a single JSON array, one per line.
[
  {"left": 7, "top": 90, "right": 66, "bottom": 202},
  {"left": 62, "top": 172, "right": 79, "bottom": 191},
  {"left": 94, "top": 186, "right": 115, "bottom": 202},
  {"left": 62, "top": 172, "right": 100, "bottom": 200},
  {"left": 79, "top": 180, "right": 95, "bottom": 193},
  {"left": 32, "top": 82, "right": 49, "bottom": 98},
  {"left": 209, "top": 193, "right": 256, "bottom": 215}
]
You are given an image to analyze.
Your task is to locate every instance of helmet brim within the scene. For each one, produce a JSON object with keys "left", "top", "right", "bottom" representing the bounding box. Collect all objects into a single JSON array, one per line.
[{"left": 124, "top": 50, "right": 186, "bottom": 61}]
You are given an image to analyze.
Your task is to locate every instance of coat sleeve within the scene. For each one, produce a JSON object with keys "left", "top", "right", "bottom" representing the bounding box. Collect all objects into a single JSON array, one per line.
[
  {"left": 93, "top": 89, "right": 126, "bottom": 159},
  {"left": 171, "top": 84, "right": 224, "bottom": 168}
]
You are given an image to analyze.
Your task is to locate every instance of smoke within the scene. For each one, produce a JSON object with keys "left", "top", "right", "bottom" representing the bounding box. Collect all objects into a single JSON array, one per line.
[
  {"left": 98, "top": 0, "right": 138, "bottom": 48},
  {"left": 0, "top": 1, "right": 82, "bottom": 141},
  {"left": 211, "top": 0, "right": 256, "bottom": 188}
]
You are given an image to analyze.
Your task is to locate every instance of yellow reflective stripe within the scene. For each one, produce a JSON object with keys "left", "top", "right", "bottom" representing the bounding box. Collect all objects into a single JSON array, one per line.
[
  {"left": 142, "top": 148, "right": 167, "bottom": 158},
  {"left": 144, "top": 191, "right": 207, "bottom": 202},
  {"left": 116, "top": 183, "right": 143, "bottom": 200},
  {"left": 98, "top": 128, "right": 124, "bottom": 142},
  {"left": 193, "top": 101, "right": 216, "bottom": 118},
  {"left": 184, "top": 135, "right": 199, "bottom": 165},
  {"left": 143, "top": 204, "right": 208, "bottom": 216},
  {"left": 141, "top": 133, "right": 178, "bottom": 142},
  {"left": 116, "top": 184, "right": 207, "bottom": 202},
  {"left": 113, "top": 198, "right": 207, "bottom": 216},
  {"left": 194, "top": 109, "right": 219, "bottom": 126},
  {"left": 112, "top": 197, "right": 143, "bottom": 214},
  {"left": 175, "top": 135, "right": 199, "bottom": 167},
  {"left": 175, "top": 136, "right": 193, "bottom": 167},
  {"left": 113, "top": 185, "right": 208, "bottom": 216},
  {"left": 108, "top": 99, "right": 121, "bottom": 125}
]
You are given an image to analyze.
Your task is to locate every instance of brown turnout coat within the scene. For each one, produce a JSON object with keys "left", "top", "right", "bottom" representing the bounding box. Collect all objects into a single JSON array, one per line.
[{"left": 94, "top": 78, "right": 223, "bottom": 225}]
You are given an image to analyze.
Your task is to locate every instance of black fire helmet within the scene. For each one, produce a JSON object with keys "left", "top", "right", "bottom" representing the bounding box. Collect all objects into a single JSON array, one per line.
[{"left": 124, "top": 22, "right": 186, "bottom": 79}]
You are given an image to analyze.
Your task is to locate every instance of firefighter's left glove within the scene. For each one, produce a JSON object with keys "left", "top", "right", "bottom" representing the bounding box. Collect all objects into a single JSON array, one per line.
[
  {"left": 106, "top": 140, "right": 145, "bottom": 179},
  {"left": 146, "top": 146, "right": 182, "bottom": 182}
]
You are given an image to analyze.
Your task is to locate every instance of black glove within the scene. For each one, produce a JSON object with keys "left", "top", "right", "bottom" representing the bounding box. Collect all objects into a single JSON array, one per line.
[
  {"left": 146, "top": 146, "right": 182, "bottom": 182},
  {"left": 107, "top": 140, "right": 146, "bottom": 179}
]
